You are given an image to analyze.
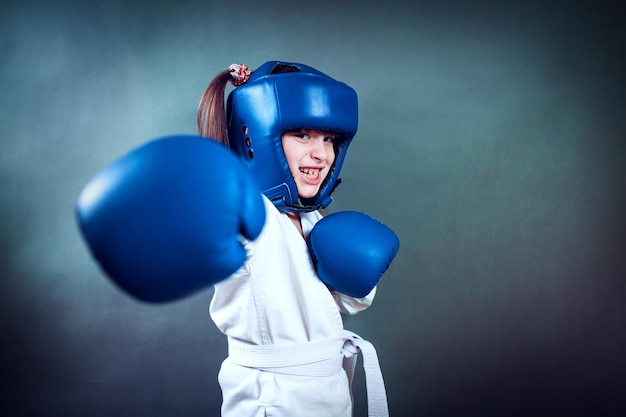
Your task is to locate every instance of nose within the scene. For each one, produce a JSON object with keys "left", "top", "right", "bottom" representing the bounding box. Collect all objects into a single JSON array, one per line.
[{"left": 310, "top": 137, "right": 328, "bottom": 162}]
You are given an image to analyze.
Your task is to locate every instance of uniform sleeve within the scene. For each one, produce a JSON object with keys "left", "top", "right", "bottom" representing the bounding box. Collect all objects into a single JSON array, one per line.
[{"left": 332, "top": 286, "right": 377, "bottom": 315}]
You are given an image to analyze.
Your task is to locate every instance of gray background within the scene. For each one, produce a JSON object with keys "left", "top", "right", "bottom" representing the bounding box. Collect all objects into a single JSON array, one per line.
[{"left": 2, "top": 0, "right": 625, "bottom": 416}]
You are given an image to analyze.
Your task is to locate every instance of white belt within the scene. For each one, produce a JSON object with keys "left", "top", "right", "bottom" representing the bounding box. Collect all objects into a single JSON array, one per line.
[{"left": 227, "top": 330, "right": 389, "bottom": 417}]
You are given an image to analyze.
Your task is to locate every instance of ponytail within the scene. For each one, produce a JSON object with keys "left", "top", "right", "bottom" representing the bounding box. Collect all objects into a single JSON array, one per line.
[
  {"left": 197, "top": 64, "right": 252, "bottom": 146},
  {"left": 197, "top": 69, "right": 231, "bottom": 145}
]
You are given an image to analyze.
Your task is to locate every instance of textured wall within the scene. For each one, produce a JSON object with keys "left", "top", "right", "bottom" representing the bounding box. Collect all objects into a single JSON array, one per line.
[{"left": 2, "top": 0, "right": 624, "bottom": 416}]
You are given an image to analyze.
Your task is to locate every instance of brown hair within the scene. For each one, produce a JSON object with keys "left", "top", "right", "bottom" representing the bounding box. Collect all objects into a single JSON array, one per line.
[
  {"left": 197, "top": 69, "right": 232, "bottom": 146},
  {"left": 197, "top": 63, "right": 297, "bottom": 146}
]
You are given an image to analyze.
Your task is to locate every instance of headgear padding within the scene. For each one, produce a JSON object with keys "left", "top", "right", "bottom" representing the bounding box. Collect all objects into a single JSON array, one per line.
[{"left": 227, "top": 61, "right": 358, "bottom": 212}]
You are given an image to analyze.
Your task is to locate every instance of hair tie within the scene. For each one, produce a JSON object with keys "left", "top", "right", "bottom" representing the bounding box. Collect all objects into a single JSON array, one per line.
[{"left": 228, "top": 63, "right": 251, "bottom": 86}]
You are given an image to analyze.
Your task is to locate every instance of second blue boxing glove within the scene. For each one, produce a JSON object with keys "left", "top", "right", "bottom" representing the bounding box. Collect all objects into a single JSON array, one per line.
[
  {"left": 76, "top": 135, "right": 266, "bottom": 302},
  {"left": 307, "top": 211, "right": 399, "bottom": 298}
]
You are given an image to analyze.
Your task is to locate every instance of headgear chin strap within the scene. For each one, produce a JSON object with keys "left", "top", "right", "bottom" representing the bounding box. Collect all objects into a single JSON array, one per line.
[{"left": 226, "top": 61, "right": 358, "bottom": 212}]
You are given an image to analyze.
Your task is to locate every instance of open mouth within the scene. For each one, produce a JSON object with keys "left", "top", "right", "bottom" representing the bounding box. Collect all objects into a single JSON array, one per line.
[{"left": 300, "top": 168, "right": 321, "bottom": 180}]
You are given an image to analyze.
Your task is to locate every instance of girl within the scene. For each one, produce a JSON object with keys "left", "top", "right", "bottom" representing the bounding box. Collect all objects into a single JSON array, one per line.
[
  {"left": 75, "top": 60, "right": 397, "bottom": 417},
  {"left": 197, "top": 61, "right": 390, "bottom": 417}
]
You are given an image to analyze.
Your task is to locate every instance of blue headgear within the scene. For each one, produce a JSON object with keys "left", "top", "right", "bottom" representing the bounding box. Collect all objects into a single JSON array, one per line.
[{"left": 226, "top": 61, "right": 358, "bottom": 212}]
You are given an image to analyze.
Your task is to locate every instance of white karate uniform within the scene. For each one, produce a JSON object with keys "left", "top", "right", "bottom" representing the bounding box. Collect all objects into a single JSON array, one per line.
[{"left": 209, "top": 196, "right": 376, "bottom": 417}]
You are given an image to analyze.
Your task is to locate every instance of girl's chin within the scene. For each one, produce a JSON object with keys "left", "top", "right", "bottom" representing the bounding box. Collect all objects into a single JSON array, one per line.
[{"left": 297, "top": 187, "right": 321, "bottom": 200}]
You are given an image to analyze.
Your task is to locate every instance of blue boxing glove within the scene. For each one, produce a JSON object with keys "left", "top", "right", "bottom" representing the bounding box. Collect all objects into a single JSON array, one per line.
[
  {"left": 76, "top": 135, "right": 266, "bottom": 303},
  {"left": 307, "top": 211, "right": 399, "bottom": 298}
]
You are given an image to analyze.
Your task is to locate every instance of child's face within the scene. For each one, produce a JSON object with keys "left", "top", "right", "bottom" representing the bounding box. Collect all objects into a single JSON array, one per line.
[{"left": 281, "top": 129, "right": 337, "bottom": 199}]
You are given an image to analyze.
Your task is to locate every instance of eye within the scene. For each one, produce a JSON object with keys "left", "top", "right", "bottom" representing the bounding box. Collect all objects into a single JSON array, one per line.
[{"left": 294, "top": 133, "right": 310, "bottom": 140}]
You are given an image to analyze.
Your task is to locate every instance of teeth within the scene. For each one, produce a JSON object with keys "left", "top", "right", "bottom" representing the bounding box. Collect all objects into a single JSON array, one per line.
[{"left": 300, "top": 168, "right": 320, "bottom": 179}]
